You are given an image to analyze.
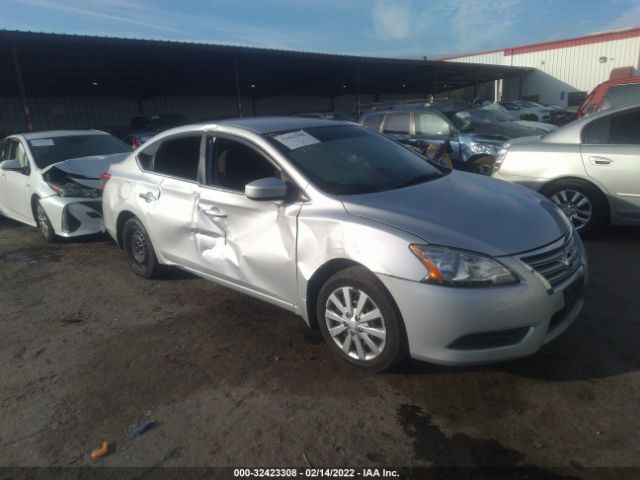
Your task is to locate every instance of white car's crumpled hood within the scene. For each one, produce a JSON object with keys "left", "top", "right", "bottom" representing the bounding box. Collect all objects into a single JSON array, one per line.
[
  {"left": 41, "top": 153, "right": 129, "bottom": 188},
  {"left": 340, "top": 171, "right": 570, "bottom": 257}
]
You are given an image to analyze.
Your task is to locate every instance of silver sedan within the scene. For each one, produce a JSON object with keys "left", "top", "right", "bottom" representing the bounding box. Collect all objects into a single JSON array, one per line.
[
  {"left": 493, "top": 104, "right": 640, "bottom": 235},
  {"left": 102, "top": 117, "right": 587, "bottom": 370}
]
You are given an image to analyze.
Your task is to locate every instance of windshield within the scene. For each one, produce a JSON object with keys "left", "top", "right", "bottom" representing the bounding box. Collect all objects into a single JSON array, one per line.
[
  {"left": 266, "top": 125, "right": 444, "bottom": 195},
  {"left": 28, "top": 134, "right": 131, "bottom": 169}
]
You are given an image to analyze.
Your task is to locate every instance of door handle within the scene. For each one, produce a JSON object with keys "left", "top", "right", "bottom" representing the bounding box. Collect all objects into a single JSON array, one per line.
[
  {"left": 139, "top": 192, "right": 157, "bottom": 202},
  {"left": 203, "top": 206, "right": 227, "bottom": 218},
  {"left": 588, "top": 156, "right": 614, "bottom": 165}
]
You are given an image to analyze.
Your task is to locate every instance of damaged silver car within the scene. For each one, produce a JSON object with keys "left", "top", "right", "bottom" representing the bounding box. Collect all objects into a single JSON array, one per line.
[
  {"left": 103, "top": 118, "right": 587, "bottom": 370},
  {"left": 0, "top": 130, "right": 131, "bottom": 241}
]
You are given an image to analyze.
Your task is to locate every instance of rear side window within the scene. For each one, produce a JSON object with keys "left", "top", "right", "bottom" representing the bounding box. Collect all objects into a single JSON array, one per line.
[
  {"left": 383, "top": 113, "right": 410, "bottom": 134},
  {"left": 153, "top": 135, "right": 201, "bottom": 181},
  {"left": 603, "top": 83, "right": 640, "bottom": 110},
  {"left": 582, "top": 108, "right": 640, "bottom": 145},
  {"left": 362, "top": 114, "right": 384, "bottom": 132}
]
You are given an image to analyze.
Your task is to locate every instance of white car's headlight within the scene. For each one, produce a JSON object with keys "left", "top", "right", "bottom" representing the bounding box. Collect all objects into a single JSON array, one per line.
[
  {"left": 409, "top": 244, "right": 518, "bottom": 287},
  {"left": 469, "top": 142, "right": 498, "bottom": 155},
  {"left": 493, "top": 147, "right": 509, "bottom": 171}
]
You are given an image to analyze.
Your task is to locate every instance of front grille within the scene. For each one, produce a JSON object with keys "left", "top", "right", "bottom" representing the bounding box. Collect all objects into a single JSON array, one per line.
[{"left": 520, "top": 234, "right": 581, "bottom": 288}]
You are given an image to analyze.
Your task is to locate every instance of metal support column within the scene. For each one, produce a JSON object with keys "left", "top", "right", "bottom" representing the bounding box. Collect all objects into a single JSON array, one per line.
[
  {"left": 355, "top": 63, "right": 361, "bottom": 119},
  {"left": 234, "top": 59, "right": 243, "bottom": 118},
  {"left": 11, "top": 46, "right": 32, "bottom": 131}
]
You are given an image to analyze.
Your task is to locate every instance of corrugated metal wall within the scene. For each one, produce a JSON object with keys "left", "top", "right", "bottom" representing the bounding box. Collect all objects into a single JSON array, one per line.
[{"left": 446, "top": 35, "right": 640, "bottom": 107}]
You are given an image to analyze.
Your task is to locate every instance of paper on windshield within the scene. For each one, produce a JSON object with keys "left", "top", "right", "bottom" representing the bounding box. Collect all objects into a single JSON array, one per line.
[
  {"left": 31, "top": 139, "right": 55, "bottom": 147},
  {"left": 273, "top": 130, "right": 320, "bottom": 150}
]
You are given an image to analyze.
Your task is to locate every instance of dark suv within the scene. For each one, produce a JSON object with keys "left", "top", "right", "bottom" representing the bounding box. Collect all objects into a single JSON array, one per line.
[{"left": 360, "top": 106, "right": 537, "bottom": 174}]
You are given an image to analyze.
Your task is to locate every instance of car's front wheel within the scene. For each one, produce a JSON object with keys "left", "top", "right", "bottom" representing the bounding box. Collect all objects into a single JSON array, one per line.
[
  {"left": 317, "top": 266, "right": 407, "bottom": 371},
  {"left": 471, "top": 155, "right": 495, "bottom": 175},
  {"left": 35, "top": 201, "right": 56, "bottom": 243},
  {"left": 122, "top": 217, "right": 162, "bottom": 278},
  {"left": 541, "top": 180, "right": 608, "bottom": 236}
]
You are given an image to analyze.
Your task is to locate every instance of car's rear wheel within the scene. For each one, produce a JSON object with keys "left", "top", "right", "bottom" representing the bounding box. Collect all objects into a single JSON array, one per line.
[
  {"left": 317, "top": 266, "right": 407, "bottom": 371},
  {"left": 122, "top": 217, "right": 162, "bottom": 278},
  {"left": 471, "top": 155, "right": 495, "bottom": 175},
  {"left": 542, "top": 180, "right": 608, "bottom": 236},
  {"left": 35, "top": 201, "right": 56, "bottom": 243}
]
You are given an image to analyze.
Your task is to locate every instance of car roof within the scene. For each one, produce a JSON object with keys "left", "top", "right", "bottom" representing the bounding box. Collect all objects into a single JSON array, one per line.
[
  {"left": 14, "top": 130, "right": 109, "bottom": 141},
  {"left": 203, "top": 116, "right": 349, "bottom": 134}
]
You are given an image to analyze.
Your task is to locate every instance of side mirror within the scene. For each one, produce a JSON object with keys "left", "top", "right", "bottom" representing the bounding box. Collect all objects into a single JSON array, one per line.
[
  {"left": 245, "top": 177, "right": 287, "bottom": 201},
  {"left": 0, "top": 159, "right": 23, "bottom": 172}
]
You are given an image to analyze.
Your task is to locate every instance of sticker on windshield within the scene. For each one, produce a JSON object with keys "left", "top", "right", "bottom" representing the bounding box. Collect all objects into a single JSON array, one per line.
[
  {"left": 30, "top": 139, "right": 55, "bottom": 147},
  {"left": 273, "top": 130, "right": 320, "bottom": 150}
]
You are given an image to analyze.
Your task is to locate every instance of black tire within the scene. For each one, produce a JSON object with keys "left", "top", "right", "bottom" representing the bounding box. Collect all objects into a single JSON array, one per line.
[
  {"left": 35, "top": 201, "right": 57, "bottom": 243},
  {"left": 317, "top": 266, "right": 408, "bottom": 371},
  {"left": 471, "top": 155, "right": 495, "bottom": 175},
  {"left": 541, "top": 179, "right": 608, "bottom": 236},
  {"left": 122, "top": 217, "right": 162, "bottom": 279}
]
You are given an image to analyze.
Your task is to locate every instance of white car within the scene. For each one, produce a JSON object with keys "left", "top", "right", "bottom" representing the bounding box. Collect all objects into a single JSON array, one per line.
[
  {"left": 499, "top": 100, "right": 556, "bottom": 122},
  {"left": 0, "top": 130, "right": 131, "bottom": 241},
  {"left": 481, "top": 103, "right": 558, "bottom": 133}
]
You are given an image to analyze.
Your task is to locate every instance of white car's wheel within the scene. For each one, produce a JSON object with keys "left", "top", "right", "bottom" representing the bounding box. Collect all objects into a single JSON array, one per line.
[{"left": 35, "top": 201, "right": 56, "bottom": 243}]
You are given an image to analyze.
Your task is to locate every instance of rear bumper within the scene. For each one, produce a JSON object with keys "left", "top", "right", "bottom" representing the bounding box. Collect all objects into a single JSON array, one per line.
[
  {"left": 39, "top": 196, "right": 104, "bottom": 237},
  {"left": 377, "top": 254, "right": 587, "bottom": 366}
]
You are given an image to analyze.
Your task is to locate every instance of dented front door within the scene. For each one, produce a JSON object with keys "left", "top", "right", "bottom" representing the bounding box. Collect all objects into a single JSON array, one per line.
[{"left": 194, "top": 185, "right": 300, "bottom": 306}]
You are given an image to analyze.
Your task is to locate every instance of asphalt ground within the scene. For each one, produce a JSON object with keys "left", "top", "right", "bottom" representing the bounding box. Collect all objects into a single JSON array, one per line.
[{"left": 1, "top": 215, "right": 639, "bottom": 479}]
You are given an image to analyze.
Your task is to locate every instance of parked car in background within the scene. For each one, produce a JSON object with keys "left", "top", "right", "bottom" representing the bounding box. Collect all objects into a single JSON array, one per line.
[
  {"left": 103, "top": 117, "right": 586, "bottom": 370},
  {"left": 125, "top": 114, "right": 190, "bottom": 148},
  {"left": 0, "top": 130, "right": 131, "bottom": 241},
  {"left": 294, "top": 112, "right": 357, "bottom": 122},
  {"left": 499, "top": 100, "right": 556, "bottom": 122},
  {"left": 577, "top": 76, "right": 640, "bottom": 118},
  {"left": 493, "top": 104, "right": 640, "bottom": 235},
  {"left": 480, "top": 103, "right": 559, "bottom": 133},
  {"left": 361, "top": 106, "right": 541, "bottom": 174}
]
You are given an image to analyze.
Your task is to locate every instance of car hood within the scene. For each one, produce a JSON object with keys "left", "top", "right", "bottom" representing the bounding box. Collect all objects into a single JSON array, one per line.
[
  {"left": 41, "top": 153, "right": 129, "bottom": 189},
  {"left": 514, "top": 120, "right": 558, "bottom": 132},
  {"left": 470, "top": 121, "right": 538, "bottom": 140},
  {"left": 340, "top": 171, "right": 569, "bottom": 257}
]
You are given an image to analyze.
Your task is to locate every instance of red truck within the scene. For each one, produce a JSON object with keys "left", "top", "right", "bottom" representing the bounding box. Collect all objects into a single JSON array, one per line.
[{"left": 577, "top": 76, "right": 640, "bottom": 117}]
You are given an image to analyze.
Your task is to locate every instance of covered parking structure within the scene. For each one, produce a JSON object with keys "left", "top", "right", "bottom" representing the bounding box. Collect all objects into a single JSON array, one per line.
[{"left": 0, "top": 30, "right": 530, "bottom": 134}]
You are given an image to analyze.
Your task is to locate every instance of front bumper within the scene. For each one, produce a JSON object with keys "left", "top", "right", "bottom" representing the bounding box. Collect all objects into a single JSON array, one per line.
[
  {"left": 378, "top": 240, "right": 587, "bottom": 366},
  {"left": 39, "top": 196, "right": 104, "bottom": 237}
]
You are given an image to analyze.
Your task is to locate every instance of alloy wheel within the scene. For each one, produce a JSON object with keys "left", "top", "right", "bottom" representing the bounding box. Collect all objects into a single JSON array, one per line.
[
  {"left": 36, "top": 205, "right": 50, "bottom": 239},
  {"left": 551, "top": 189, "right": 592, "bottom": 230},
  {"left": 325, "top": 286, "right": 387, "bottom": 361}
]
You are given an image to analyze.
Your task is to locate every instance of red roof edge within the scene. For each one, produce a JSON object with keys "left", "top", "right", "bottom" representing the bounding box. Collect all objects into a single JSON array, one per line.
[
  {"left": 504, "top": 27, "right": 640, "bottom": 56},
  {"left": 439, "top": 27, "right": 640, "bottom": 60}
]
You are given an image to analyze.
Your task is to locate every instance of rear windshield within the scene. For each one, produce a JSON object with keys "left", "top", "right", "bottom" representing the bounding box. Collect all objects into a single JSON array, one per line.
[
  {"left": 28, "top": 135, "right": 131, "bottom": 169},
  {"left": 265, "top": 125, "right": 444, "bottom": 195}
]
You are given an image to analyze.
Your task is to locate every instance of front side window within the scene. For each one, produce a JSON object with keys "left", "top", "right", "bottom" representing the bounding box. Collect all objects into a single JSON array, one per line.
[
  {"left": 382, "top": 113, "right": 410, "bottom": 134},
  {"left": 15, "top": 142, "right": 30, "bottom": 169},
  {"left": 153, "top": 135, "right": 201, "bottom": 181},
  {"left": 27, "top": 135, "right": 131, "bottom": 169},
  {"left": 415, "top": 112, "right": 450, "bottom": 136},
  {"left": 209, "top": 137, "right": 279, "bottom": 192},
  {"left": 266, "top": 125, "right": 443, "bottom": 195}
]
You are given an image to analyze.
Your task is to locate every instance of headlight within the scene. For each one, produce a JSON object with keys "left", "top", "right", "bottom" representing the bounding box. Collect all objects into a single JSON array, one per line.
[
  {"left": 493, "top": 147, "right": 509, "bottom": 171},
  {"left": 469, "top": 142, "right": 498, "bottom": 155},
  {"left": 409, "top": 244, "right": 518, "bottom": 287}
]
